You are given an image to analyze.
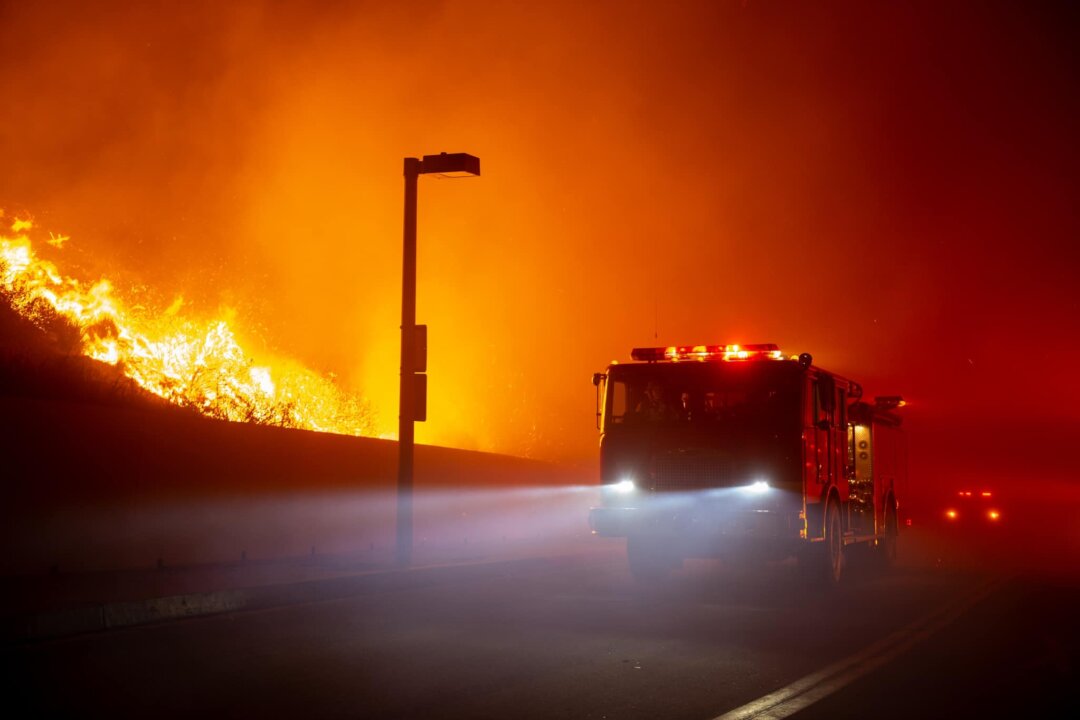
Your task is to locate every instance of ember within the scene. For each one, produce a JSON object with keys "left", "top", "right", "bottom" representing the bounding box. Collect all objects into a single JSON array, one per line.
[{"left": 1, "top": 213, "right": 374, "bottom": 435}]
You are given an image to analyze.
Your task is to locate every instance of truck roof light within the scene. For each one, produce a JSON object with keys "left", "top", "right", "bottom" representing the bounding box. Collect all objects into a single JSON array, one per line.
[
  {"left": 630, "top": 343, "right": 784, "bottom": 363},
  {"left": 874, "top": 395, "right": 906, "bottom": 409}
]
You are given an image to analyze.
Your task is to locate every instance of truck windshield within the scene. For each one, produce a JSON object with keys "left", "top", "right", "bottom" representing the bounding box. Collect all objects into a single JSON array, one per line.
[{"left": 605, "top": 363, "right": 800, "bottom": 432}]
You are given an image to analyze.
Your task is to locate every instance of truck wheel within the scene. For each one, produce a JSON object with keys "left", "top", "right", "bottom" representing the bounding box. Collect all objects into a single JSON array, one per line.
[
  {"left": 823, "top": 500, "right": 845, "bottom": 584},
  {"left": 627, "top": 536, "right": 675, "bottom": 583},
  {"left": 877, "top": 503, "right": 899, "bottom": 568}
]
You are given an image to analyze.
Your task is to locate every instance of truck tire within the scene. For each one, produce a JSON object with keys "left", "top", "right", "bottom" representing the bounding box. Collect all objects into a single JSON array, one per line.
[
  {"left": 877, "top": 502, "right": 899, "bottom": 568},
  {"left": 823, "top": 500, "right": 845, "bottom": 584},
  {"left": 627, "top": 536, "right": 676, "bottom": 583}
]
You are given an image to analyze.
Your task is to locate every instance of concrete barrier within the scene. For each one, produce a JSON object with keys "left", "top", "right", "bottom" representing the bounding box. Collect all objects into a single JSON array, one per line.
[{"left": 0, "top": 395, "right": 598, "bottom": 575}]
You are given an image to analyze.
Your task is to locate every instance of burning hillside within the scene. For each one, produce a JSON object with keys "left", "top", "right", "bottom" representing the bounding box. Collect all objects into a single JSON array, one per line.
[{"left": 0, "top": 212, "right": 375, "bottom": 436}]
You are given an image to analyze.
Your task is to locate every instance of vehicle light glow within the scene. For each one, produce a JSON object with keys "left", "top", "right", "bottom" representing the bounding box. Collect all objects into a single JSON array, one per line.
[
  {"left": 988, "top": 510, "right": 1001, "bottom": 521},
  {"left": 741, "top": 480, "right": 770, "bottom": 494},
  {"left": 630, "top": 343, "right": 784, "bottom": 363},
  {"left": 612, "top": 479, "right": 636, "bottom": 494},
  {"left": 946, "top": 509, "right": 958, "bottom": 520}
]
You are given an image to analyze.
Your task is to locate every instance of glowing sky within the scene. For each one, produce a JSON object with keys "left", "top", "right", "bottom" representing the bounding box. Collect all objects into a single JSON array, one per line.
[{"left": 1, "top": 1, "right": 1076, "bottom": 471}]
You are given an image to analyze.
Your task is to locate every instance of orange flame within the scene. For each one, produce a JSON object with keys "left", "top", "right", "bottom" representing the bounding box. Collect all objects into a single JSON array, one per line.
[{"left": 1, "top": 215, "right": 375, "bottom": 436}]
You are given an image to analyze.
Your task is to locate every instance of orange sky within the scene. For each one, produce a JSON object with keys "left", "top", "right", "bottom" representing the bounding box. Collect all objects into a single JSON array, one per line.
[{"left": 1, "top": 0, "right": 1077, "bottom": 471}]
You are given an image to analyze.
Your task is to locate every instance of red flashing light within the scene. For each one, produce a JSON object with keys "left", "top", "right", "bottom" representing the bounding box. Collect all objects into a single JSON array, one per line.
[
  {"left": 946, "top": 509, "right": 958, "bottom": 520},
  {"left": 630, "top": 343, "right": 784, "bottom": 363}
]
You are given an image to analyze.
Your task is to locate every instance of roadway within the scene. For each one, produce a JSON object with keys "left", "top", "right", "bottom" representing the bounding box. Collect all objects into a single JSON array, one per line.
[{"left": 6, "top": 532, "right": 1075, "bottom": 719}]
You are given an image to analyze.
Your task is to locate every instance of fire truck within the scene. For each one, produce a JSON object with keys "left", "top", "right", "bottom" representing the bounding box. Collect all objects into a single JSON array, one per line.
[{"left": 588, "top": 344, "right": 906, "bottom": 583}]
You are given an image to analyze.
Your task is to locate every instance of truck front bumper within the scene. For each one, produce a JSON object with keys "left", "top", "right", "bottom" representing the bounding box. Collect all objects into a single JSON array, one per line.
[{"left": 589, "top": 504, "right": 796, "bottom": 542}]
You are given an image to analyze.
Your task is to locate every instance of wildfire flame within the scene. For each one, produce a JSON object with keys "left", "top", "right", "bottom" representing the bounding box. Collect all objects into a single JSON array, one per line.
[{"left": 0, "top": 213, "right": 375, "bottom": 435}]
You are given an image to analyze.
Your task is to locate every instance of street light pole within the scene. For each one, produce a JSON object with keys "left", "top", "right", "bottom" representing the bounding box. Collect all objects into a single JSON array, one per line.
[
  {"left": 397, "top": 152, "right": 480, "bottom": 568},
  {"left": 397, "top": 157, "right": 420, "bottom": 568}
]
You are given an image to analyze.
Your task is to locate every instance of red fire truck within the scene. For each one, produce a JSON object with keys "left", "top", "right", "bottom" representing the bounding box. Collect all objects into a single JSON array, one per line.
[{"left": 588, "top": 344, "right": 906, "bottom": 583}]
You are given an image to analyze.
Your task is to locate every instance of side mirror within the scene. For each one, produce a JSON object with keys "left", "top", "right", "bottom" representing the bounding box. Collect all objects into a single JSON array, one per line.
[{"left": 592, "top": 373, "right": 607, "bottom": 430}]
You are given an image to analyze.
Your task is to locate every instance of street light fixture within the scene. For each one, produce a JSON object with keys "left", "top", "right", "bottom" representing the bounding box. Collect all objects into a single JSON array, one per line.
[{"left": 397, "top": 152, "right": 481, "bottom": 568}]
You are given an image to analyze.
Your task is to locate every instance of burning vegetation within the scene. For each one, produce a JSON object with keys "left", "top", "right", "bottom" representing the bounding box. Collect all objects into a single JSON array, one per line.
[{"left": 0, "top": 212, "right": 375, "bottom": 435}]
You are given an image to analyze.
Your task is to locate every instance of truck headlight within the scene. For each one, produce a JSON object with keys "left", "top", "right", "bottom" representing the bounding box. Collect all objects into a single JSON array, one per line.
[
  {"left": 612, "top": 478, "right": 636, "bottom": 494},
  {"left": 741, "top": 480, "right": 770, "bottom": 494}
]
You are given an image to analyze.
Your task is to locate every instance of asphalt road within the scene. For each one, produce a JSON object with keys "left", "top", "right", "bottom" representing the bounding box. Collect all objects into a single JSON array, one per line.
[
  {"left": 4, "top": 537, "right": 1076, "bottom": 720},
  {"left": 789, "top": 574, "right": 1080, "bottom": 719}
]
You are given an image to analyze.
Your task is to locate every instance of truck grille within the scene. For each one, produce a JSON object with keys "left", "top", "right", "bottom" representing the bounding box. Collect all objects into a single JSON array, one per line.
[{"left": 649, "top": 453, "right": 742, "bottom": 492}]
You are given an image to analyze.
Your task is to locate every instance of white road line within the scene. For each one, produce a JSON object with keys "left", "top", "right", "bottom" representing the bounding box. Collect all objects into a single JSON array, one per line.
[{"left": 712, "top": 576, "right": 1007, "bottom": 720}]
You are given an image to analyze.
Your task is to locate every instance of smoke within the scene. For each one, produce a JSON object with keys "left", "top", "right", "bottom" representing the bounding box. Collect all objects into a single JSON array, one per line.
[{"left": 1, "top": 1, "right": 1077, "bottom": 470}]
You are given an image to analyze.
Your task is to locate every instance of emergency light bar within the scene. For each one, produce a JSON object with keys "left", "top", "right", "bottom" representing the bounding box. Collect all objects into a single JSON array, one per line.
[{"left": 630, "top": 343, "right": 784, "bottom": 363}]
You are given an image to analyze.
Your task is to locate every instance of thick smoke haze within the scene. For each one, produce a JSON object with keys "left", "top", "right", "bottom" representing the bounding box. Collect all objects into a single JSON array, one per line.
[{"left": 1, "top": 1, "right": 1077, "bottom": 481}]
